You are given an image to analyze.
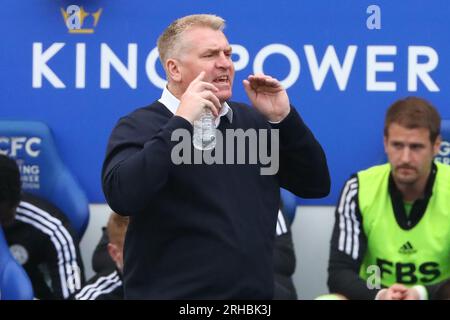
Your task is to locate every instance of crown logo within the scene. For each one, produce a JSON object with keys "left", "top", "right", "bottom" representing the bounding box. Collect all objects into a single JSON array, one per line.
[{"left": 60, "top": 5, "right": 103, "bottom": 34}]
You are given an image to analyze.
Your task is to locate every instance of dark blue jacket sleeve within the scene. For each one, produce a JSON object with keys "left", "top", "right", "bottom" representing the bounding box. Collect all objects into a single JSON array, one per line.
[
  {"left": 102, "top": 114, "right": 192, "bottom": 216},
  {"left": 271, "top": 106, "right": 330, "bottom": 198}
]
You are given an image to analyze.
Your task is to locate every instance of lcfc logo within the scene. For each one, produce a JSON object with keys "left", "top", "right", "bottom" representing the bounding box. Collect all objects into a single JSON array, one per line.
[{"left": 60, "top": 5, "right": 102, "bottom": 34}]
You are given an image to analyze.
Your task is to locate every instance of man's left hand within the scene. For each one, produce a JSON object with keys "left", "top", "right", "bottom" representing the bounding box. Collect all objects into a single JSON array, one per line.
[
  {"left": 376, "top": 284, "right": 421, "bottom": 300},
  {"left": 243, "top": 74, "right": 290, "bottom": 122}
]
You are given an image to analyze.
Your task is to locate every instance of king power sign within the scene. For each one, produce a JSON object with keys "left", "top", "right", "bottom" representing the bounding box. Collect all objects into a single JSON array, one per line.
[{"left": 31, "top": 42, "right": 440, "bottom": 92}]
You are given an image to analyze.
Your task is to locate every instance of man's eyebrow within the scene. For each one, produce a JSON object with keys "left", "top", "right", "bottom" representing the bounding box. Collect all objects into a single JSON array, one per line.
[
  {"left": 203, "top": 46, "right": 232, "bottom": 52},
  {"left": 409, "top": 142, "right": 425, "bottom": 147},
  {"left": 390, "top": 140, "right": 426, "bottom": 147},
  {"left": 204, "top": 48, "right": 219, "bottom": 53}
]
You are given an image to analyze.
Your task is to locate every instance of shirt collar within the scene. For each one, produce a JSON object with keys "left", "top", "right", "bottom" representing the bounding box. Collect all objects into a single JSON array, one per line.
[
  {"left": 158, "top": 86, "right": 233, "bottom": 125},
  {"left": 388, "top": 162, "right": 436, "bottom": 230}
]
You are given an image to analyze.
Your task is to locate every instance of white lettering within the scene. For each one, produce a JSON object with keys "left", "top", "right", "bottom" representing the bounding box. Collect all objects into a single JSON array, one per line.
[
  {"left": 0, "top": 137, "right": 41, "bottom": 157},
  {"left": 21, "top": 165, "right": 40, "bottom": 175},
  {"left": 145, "top": 47, "right": 166, "bottom": 90},
  {"left": 408, "top": 46, "right": 439, "bottom": 92},
  {"left": 30, "top": 43, "right": 441, "bottom": 92},
  {"left": 0, "top": 137, "right": 8, "bottom": 155},
  {"left": 304, "top": 45, "right": 357, "bottom": 90},
  {"left": 25, "top": 137, "right": 41, "bottom": 157},
  {"left": 101, "top": 43, "right": 137, "bottom": 89},
  {"left": 32, "top": 43, "right": 66, "bottom": 88},
  {"left": 253, "top": 44, "right": 300, "bottom": 89},
  {"left": 231, "top": 44, "right": 249, "bottom": 71},
  {"left": 76, "top": 43, "right": 86, "bottom": 88},
  {"left": 367, "top": 45, "right": 397, "bottom": 91},
  {"left": 10, "top": 137, "right": 26, "bottom": 157},
  {"left": 439, "top": 141, "right": 450, "bottom": 157}
]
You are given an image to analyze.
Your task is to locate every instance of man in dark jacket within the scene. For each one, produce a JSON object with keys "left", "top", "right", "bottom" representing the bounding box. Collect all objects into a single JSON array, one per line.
[{"left": 102, "top": 14, "right": 330, "bottom": 299}]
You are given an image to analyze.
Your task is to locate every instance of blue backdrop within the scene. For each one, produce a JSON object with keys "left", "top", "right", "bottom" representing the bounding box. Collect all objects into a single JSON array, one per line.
[{"left": 1, "top": 0, "right": 449, "bottom": 204}]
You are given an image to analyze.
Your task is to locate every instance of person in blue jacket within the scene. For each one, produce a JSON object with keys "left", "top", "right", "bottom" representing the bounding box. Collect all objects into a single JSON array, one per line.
[{"left": 102, "top": 14, "right": 330, "bottom": 299}]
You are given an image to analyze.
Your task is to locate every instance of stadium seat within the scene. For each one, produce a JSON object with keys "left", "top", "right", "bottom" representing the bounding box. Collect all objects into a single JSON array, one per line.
[
  {"left": 280, "top": 188, "right": 297, "bottom": 224},
  {"left": 0, "top": 121, "right": 89, "bottom": 237},
  {"left": 0, "top": 227, "right": 34, "bottom": 300}
]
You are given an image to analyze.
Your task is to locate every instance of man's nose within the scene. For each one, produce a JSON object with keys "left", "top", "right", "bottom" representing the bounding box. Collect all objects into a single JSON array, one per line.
[
  {"left": 400, "top": 147, "right": 411, "bottom": 162},
  {"left": 216, "top": 52, "right": 232, "bottom": 69}
]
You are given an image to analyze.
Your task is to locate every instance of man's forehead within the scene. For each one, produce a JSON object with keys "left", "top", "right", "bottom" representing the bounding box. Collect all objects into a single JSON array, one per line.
[
  {"left": 183, "top": 26, "right": 228, "bottom": 42},
  {"left": 386, "top": 123, "right": 431, "bottom": 141}
]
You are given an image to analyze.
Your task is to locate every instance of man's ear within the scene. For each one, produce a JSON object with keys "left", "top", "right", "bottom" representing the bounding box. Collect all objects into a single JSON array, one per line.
[
  {"left": 107, "top": 243, "right": 120, "bottom": 264},
  {"left": 383, "top": 135, "right": 388, "bottom": 154},
  {"left": 433, "top": 135, "right": 442, "bottom": 157},
  {"left": 166, "top": 58, "right": 181, "bottom": 82}
]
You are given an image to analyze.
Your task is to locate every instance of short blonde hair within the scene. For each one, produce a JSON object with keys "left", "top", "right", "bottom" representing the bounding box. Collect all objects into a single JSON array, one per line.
[
  {"left": 107, "top": 212, "right": 129, "bottom": 247},
  {"left": 157, "top": 14, "right": 225, "bottom": 70}
]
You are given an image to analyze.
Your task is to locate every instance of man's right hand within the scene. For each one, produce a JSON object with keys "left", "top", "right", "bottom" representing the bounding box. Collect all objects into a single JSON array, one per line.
[
  {"left": 176, "top": 71, "right": 222, "bottom": 124},
  {"left": 376, "top": 284, "right": 420, "bottom": 300}
]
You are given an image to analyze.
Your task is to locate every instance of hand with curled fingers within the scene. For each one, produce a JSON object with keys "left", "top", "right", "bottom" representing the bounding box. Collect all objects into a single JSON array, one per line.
[
  {"left": 243, "top": 73, "right": 290, "bottom": 123},
  {"left": 376, "top": 284, "right": 420, "bottom": 300},
  {"left": 176, "top": 71, "right": 222, "bottom": 124}
]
